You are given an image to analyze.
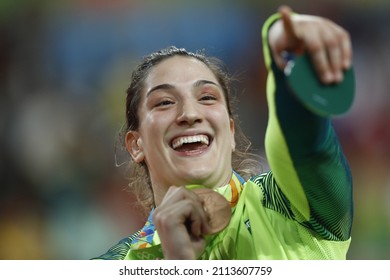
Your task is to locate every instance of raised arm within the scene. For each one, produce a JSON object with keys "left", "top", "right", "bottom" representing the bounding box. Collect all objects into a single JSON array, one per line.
[{"left": 262, "top": 6, "right": 353, "bottom": 241}]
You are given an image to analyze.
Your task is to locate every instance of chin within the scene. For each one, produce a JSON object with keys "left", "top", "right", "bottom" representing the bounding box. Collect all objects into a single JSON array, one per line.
[
  {"left": 173, "top": 166, "right": 206, "bottom": 180},
  {"left": 178, "top": 168, "right": 223, "bottom": 187}
]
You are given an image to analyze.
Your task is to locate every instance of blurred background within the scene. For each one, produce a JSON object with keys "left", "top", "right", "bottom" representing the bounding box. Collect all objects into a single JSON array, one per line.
[{"left": 1, "top": 0, "right": 389, "bottom": 260}]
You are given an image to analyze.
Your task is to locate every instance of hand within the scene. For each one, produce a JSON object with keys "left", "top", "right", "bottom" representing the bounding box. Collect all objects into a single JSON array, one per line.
[
  {"left": 268, "top": 5, "right": 352, "bottom": 84},
  {"left": 152, "top": 186, "right": 211, "bottom": 259}
]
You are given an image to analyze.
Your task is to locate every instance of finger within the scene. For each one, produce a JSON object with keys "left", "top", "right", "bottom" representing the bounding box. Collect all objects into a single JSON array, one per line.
[
  {"left": 322, "top": 22, "right": 353, "bottom": 82},
  {"left": 328, "top": 45, "right": 342, "bottom": 81},
  {"left": 303, "top": 30, "right": 333, "bottom": 84},
  {"left": 170, "top": 199, "right": 208, "bottom": 237},
  {"left": 312, "top": 49, "right": 333, "bottom": 84},
  {"left": 322, "top": 26, "right": 343, "bottom": 82},
  {"left": 279, "top": 5, "right": 296, "bottom": 40},
  {"left": 340, "top": 29, "right": 352, "bottom": 69},
  {"left": 160, "top": 186, "right": 202, "bottom": 207},
  {"left": 187, "top": 201, "right": 210, "bottom": 237}
]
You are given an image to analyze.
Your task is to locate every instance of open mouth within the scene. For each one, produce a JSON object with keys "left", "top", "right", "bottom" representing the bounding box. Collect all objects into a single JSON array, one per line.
[{"left": 171, "top": 134, "right": 211, "bottom": 152}]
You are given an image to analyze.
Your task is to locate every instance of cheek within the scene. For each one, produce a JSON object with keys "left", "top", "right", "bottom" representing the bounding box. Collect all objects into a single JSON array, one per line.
[
  {"left": 139, "top": 120, "right": 159, "bottom": 142},
  {"left": 138, "top": 113, "right": 170, "bottom": 145},
  {"left": 208, "top": 108, "right": 232, "bottom": 130}
]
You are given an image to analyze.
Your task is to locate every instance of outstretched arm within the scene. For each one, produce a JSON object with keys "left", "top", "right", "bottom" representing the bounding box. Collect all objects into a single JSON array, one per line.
[{"left": 263, "top": 6, "right": 353, "bottom": 241}]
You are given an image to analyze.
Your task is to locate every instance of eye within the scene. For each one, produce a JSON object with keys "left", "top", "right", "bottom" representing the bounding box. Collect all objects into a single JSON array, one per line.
[
  {"left": 155, "top": 99, "right": 174, "bottom": 107},
  {"left": 199, "top": 93, "right": 218, "bottom": 105},
  {"left": 200, "top": 95, "right": 217, "bottom": 101}
]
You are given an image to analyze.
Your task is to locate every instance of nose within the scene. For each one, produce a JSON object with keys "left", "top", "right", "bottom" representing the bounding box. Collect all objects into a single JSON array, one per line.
[{"left": 176, "top": 99, "right": 202, "bottom": 126}]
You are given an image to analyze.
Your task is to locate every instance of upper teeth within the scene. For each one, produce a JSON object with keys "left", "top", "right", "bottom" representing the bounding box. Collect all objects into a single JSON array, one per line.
[{"left": 172, "top": 135, "right": 209, "bottom": 149}]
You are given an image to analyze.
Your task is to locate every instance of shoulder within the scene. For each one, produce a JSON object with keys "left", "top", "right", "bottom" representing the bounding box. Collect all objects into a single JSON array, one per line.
[{"left": 246, "top": 171, "right": 295, "bottom": 220}]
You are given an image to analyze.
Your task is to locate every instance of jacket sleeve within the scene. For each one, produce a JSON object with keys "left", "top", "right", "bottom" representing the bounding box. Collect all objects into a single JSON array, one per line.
[{"left": 261, "top": 14, "right": 353, "bottom": 241}]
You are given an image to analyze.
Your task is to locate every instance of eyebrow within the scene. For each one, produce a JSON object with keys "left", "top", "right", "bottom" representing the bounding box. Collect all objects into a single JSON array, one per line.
[
  {"left": 146, "top": 80, "right": 220, "bottom": 97},
  {"left": 194, "top": 79, "right": 219, "bottom": 88}
]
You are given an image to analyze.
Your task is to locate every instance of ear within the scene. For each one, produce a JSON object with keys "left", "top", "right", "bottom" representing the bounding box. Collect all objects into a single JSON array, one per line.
[
  {"left": 230, "top": 118, "right": 236, "bottom": 152},
  {"left": 125, "top": 131, "right": 145, "bottom": 163}
]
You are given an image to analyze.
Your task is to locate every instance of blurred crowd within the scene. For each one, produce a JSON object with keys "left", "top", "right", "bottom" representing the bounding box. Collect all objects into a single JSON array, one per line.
[{"left": 1, "top": 0, "right": 389, "bottom": 259}]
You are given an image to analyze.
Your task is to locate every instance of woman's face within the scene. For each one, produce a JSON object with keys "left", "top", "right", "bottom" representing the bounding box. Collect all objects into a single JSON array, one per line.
[{"left": 126, "top": 56, "right": 235, "bottom": 204}]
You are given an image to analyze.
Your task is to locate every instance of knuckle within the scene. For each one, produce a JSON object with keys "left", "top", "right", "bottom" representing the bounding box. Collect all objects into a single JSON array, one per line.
[
  {"left": 152, "top": 210, "right": 162, "bottom": 224},
  {"left": 324, "top": 36, "right": 338, "bottom": 49},
  {"left": 306, "top": 41, "right": 323, "bottom": 53}
]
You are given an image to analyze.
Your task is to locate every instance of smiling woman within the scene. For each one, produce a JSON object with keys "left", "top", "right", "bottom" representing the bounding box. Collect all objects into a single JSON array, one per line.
[
  {"left": 127, "top": 55, "right": 238, "bottom": 207},
  {"left": 92, "top": 5, "right": 354, "bottom": 260}
]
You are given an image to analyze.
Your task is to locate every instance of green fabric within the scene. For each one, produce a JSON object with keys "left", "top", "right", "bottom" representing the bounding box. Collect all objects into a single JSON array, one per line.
[{"left": 197, "top": 173, "right": 350, "bottom": 260}]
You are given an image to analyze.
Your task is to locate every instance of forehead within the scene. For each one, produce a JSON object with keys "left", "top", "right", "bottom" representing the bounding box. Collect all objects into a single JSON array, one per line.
[{"left": 144, "top": 56, "right": 218, "bottom": 87}]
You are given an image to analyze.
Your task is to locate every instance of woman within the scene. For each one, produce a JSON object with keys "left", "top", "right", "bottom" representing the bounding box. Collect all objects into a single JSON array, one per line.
[{"left": 94, "top": 6, "right": 353, "bottom": 260}]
